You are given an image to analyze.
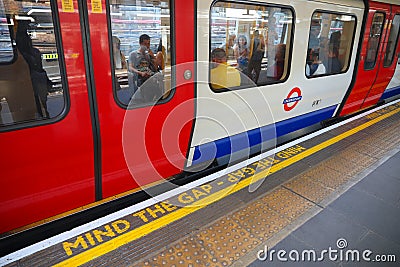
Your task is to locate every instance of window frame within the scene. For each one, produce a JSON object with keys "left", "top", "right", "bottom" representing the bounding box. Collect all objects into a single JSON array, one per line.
[
  {"left": 305, "top": 10, "right": 358, "bottom": 79},
  {"left": 0, "top": 0, "right": 69, "bottom": 132},
  {"left": 208, "top": 0, "right": 295, "bottom": 93},
  {"left": 107, "top": 0, "right": 176, "bottom": 110},
  {"left": 364, "top": 12, "right": 385, "bottom": 71},
  {"left": 383, "top": 14, "right": 400, "bottom": 68}
]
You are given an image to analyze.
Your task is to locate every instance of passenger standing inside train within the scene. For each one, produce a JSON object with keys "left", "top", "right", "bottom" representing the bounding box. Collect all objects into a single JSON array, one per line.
[
  {"left": 112, "top": 36, "right": 127, "bottom": 70},
  {"left": 210, "top": 48, "right": 241, "bottom": 90},
  {"left": 129, "top": 34, "right": 163, "bottom": 102},
  {"left": 365, "top": 24, "right": 381, "bottom": 69},
  {"left": 269, "top": 44, "right": 286, "bottom": 80},
  {"left": 309, "top": 20, "right": 321, "bottom": 50},
  {"left": 155, "top": 39, "right": 165, "bottom": 71},
  {"left": 233, "top": 35, "right": 249, "bottom": 71},
  {"left": 129, "top": 34, "right": 156, "bottom": 88},
  {"left": 128, "top": 34, "right": 155, "bottom": 100},
  {"left": 219, "top": 34, "right": 236, "bottom": 61},
  {"left": 326, "top": 44, "right": 342, "bottom": 74},
  {"left": 247, "top": 30, "right": 265, "bottom": 83},
  {"left": 112, "top": 36, "right": 126, "bottom": 92},
  {"left": 16, "top": 20, "right": 51, "bottom": 118}
]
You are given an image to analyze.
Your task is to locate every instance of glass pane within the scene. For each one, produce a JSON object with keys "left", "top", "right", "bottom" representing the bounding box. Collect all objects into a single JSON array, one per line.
[
  {"left": 210, "top": 1, "right": 293, "bottom": 89},
  {"left": 306, "top": 12, "right": 356, "bottom": 77},
  {"left": 364, "top": 13, "right": 384, "bottom": 70},
  {"left": 383, "top": 14, "right": 400, "bottom": 67},
  {"left": 110, "top": 0, "right": 171, "bottom": 107},
  {"left": 0, "top": 0, "right": 65, "bottom": 127},
  {"left": 0, "top": 1, "right": 13, "bottom": 63}
]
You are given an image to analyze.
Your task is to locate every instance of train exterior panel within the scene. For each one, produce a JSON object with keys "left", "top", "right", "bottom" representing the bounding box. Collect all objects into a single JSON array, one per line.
[
  {"left": 382, "top": 60, "right": 400, "bottom": 100},
  {"left": 0, "top": 0, "right": 96, "bottom": 233},
  {"left": 188, "top": 0, "right": 364, "bottom": 167},
  {"left": 85, "top": 0, "right": 195, "bottom": 198},
  {"left": 340, "top": 0, "right": 400, "bottom": 115},
  {"left": 0, "top": 0, "right": 399, "bottom": 238}
]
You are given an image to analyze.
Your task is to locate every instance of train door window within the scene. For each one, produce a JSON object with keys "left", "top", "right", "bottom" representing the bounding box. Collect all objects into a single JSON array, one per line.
[
  {"left": 209, "top": 1, "right": 293, "bottom": 91},
  {"left": 0, "top": 0, "right": 65, "bottom": 129},
  {"left": 364, "top": 12, "right": 385, "bottom": 70},
  {"left": 306, "top": 12, "right": 356, "bottom": 77},
  {"left": 0, "top": 3, "right": 12, "bottom": 64},
  {"left": 383, "top": 14, "right": 400, "bottom": 67},
  {"left": 109, "top": 0, "right": 171, "bottom": 107}
]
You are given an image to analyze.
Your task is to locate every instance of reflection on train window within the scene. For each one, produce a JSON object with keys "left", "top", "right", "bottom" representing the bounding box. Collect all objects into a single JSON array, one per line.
[
  {"left": 109, "top": 0, "right": 171, "bottom": 107},
  {"left": 364, "top": 12, "right": 384, "bottom": 70},
  {"left": 0, "top": 0, "right": 65, "bottom": 128},
  {"left": 383, "top": 14, "right": 400, "bottom": 67},
  {"left": 0, "top": 3, "right": 13, "bottom": 64},
  {"left": 306, "top": 12, "right": 356, "bottom": 77},
  {"left": 210, "top": 1, "right": 293, "bottom": 90}
]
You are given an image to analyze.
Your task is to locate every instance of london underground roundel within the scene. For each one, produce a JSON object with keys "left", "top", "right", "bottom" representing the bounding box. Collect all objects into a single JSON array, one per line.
[{"left": 283, "top": 87, "right": 302, "bottom": 111}]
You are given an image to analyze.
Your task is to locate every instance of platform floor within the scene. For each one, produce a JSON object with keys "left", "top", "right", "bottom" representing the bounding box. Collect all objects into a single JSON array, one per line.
[
  {"left": 2, "top": 101, "right": 400, "bottom": 267},
  {"left": 247, "top": 150, "right": 400, "bottom": 267}
]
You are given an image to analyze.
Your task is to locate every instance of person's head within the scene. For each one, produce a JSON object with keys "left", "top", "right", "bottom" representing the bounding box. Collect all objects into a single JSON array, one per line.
[
  {"left": 311, "top": 20, "right": 321, "bottom": 36},
  {"left": 139, "top": 45, "right": 148, "bottom": 54},
  {"left": 112, "top": 36, "right": 121, "bottom": 50},
  {"left": 311, "top": 49, "right": 320, "bottom": 62},
  {"left": 211, "top": 48, "right": 227, "bottom": 63},
  {"left": 139, "top": 34, "right": 151, "bottom": 48},
  {"left": 238, "top": 35, "right": 247, "bottom": 46},
  {"left": 253, "top": 30, "right": 260, "bottom": 37}
]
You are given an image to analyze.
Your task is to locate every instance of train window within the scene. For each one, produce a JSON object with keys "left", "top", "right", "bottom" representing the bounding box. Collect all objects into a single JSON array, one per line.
[
  {"left": 0, "top": 2, "right": 13, "bottom": 64},
  {"left": 109, "top": 0, "right": 172, "bottom": 107},
  {"left": 306, "top": 12, "right": 356, "bottom": 77},
  {"left": 0, "top": 0, "right": 65, "bottom": 128},
  {"left": 364, "top": 12, "right": 384, "bottom": 70},
  {"left": 209, "top": 1, "right": 293, "bottom": 90},
  {"left": 383, "top": 14, "right": 400, "bottom": 67}
]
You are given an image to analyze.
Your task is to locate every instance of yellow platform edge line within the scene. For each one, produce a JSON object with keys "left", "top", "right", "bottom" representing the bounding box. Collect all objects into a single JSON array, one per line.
[{"left": 53, "top": 106, "right": 400, "bottom": 267}]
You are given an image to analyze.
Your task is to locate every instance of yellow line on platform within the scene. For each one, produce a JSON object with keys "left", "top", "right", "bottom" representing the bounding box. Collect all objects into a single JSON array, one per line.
[{"left": 54, "top": 105, "right": 400, "bottom": 267}]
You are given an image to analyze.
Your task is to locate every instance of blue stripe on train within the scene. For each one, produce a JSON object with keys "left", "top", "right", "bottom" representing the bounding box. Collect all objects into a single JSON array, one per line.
[
  {"left": 192, "top": 105, "right": 337, "bottom": 165},
  {"left": 380, "top": 86, "right": 400, "bottom": 101}
]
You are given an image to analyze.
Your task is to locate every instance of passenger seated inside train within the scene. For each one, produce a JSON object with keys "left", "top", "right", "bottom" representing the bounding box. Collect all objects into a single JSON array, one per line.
[
  {"left": 210, "top": 48, "right": 241, "bottom": 90},
  {"left": 268, "top": 44, "right": 286, "bottom": 80},
  {"left": 306, "top": 49, "right": 326, "bottom": 76}
]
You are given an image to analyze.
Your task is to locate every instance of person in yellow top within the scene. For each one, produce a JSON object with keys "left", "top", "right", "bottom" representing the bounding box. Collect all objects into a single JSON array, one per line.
[{"left": 210, "top": 48, "right": 241, "bottom": 90}]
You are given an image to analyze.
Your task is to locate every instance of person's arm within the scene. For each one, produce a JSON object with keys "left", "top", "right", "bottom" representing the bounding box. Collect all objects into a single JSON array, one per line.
[
  {"left": 129, "top": 54, "right": 149, "bottom": 78},
  {"left": 121, "top": 52, "right": 127, "bottom": 69}
]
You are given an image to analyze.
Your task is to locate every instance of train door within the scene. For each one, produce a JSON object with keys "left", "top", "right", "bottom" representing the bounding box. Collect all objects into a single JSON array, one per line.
[
  {"left": 339, "top": 1, "right": 390, "bottom": 116},
  {"left": 0, "top": 0, "right": 95, "bottom": 233},
  {"left": 85, "top": 0, "right": 195, "bottom": 198},
  {"left": 361, "top": 3, "right": 400, "bottom": 109}
]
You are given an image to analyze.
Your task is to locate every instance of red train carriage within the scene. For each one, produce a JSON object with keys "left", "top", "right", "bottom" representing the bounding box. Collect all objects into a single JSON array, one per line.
[{"left": 340, "top": 0, "right": 400, "bottom": 115}]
